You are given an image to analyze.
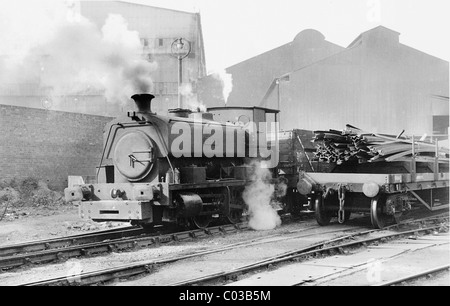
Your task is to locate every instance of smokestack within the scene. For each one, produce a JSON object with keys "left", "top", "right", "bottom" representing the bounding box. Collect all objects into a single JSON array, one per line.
[{"left": 131, "top": 94, "right": 155, "bottom": 113}]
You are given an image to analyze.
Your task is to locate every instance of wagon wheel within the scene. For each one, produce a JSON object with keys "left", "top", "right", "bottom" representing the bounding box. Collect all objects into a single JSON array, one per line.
[
  {"left": 192, "top": 215, "right": 213, "bottom": 229},
  {"left": 370, "top": 196, "right": 393, "bottom": 229},
  {"left": 227, "top": 209, "right": 243, "bottom": 224},
  {"left": 314, "top": 195, "right": 333, "bottom": 226}
]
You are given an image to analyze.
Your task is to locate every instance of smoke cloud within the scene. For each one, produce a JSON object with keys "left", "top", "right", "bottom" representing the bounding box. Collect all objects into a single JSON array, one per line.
[
  {"left": 179, "top": 83, "right": 207, "bottom": 112},
  {"left": 0, "top": 1, "right": 157, "bottom": 110},
  {"left": 242, "top": 161, "right": 282, "bottom": 231},
  {"left": 210, "top": 70, "right": 233, "bottom": 105}
]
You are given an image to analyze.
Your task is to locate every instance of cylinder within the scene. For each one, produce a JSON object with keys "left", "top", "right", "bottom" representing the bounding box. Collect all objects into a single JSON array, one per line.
[{"left": 177, "top": 193, "right": 203, "bottom": 217}]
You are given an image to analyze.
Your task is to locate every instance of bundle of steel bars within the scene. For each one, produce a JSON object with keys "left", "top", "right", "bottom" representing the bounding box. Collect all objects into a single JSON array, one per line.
[{"left": 312, "top": 124, "right": 450, "bottom": 165}]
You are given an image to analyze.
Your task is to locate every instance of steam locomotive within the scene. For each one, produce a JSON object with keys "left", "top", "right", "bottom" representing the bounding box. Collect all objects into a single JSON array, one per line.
[
  {"left": 65, "top": 94, "right": 296, "bottom": 228},
  {"left": 64, "top": 93, "right": 449, "bottom": 230}
]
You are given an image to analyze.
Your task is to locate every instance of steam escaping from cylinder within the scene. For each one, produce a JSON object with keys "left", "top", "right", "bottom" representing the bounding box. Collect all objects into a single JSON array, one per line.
[{"left": 242, "top": 161, "right": 282, "bottom": 231}]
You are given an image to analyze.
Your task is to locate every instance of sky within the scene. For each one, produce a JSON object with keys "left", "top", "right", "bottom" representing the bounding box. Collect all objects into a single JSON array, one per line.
[
  {"left": 0, "top": 0, "right": 448, "bottom": 73},
  {"left": 130, "top": 0, "right": 450, "bottom": 72}
]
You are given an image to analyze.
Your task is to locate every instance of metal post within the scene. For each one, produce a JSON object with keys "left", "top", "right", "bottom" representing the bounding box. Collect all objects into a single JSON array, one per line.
[
  {"left": 276, "top": 79, "right": 281, "bottom": 129},
  {"left": 171, "top": 38, "right": 191, "bottom": 110},
  {"left": 434, "top": 138, "right": 439, "bottom": 181},
  {"left": 178, "top": 57, "right": 182, "bottom": 109},
  {"left": 276, "top": 79, "right": 280, "bottom": 110},
  {"left": 411, "top": 135, "right": 417, "bottom": 182}
]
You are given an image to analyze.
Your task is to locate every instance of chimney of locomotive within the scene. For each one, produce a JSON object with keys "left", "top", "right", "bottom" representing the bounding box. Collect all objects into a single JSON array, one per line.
[{"left": 131, "top": 94, "right": 155, "bottom": 113}]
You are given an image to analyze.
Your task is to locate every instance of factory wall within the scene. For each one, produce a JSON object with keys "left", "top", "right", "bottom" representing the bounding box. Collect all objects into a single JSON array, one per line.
[
  {"left": 199, "top": 29, "right": 345, "bottom": 107},
  {"left": 200, "top": 26, "right": 449, "bottom": 136},
  {"left": 0, "top": 104, "right": 112, "bottom": 190},
  {"left": 264, "top": 27, "right": 449, "bottom": 135}
]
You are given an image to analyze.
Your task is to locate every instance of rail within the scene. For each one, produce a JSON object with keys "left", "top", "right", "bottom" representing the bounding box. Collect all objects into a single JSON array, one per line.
[{"left": 15, "top": 214, "right": 448, "bottom": 286}]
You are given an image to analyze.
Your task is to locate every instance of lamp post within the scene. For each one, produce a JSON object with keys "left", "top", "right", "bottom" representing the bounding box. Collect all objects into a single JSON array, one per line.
[
  {"left": 275, "top": 74, "right": 290, "bottom": 127},
  {"left": 171, "top": 38, "right": 191, "bottom": 109}
]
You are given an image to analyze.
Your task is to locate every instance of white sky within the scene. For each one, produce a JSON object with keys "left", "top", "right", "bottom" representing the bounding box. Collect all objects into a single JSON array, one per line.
[
  {"left": 0, "top": 0, "right": 448, "bottom": 73},
  {"left": 131, "top": 0, "right": 450, "bottom": 72}
]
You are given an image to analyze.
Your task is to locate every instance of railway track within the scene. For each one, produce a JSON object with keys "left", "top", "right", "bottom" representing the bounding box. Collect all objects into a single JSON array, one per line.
[
  {"left": 0, "top": 225, "right": 142, "bottom": 258},
  {"left": 14, "top": 213, "right": 448, "bottom": 286},
  {"left": 293, "top": 225, "right": 450, "bottom": 286},
  {"left": 0, "top": 222, "right": 249, "bottom": 271},
  {"left": 0, "top": 213, "right": 305, "bottom": 272},
  {"left": 373, "top": 264, "right": 450, "bottom": 286},
  {"left": 16, "top": 224, "right": 365, "bottom": 286},
  {"left": 167, "top": 217, "right": 448, "bottom": 286}
]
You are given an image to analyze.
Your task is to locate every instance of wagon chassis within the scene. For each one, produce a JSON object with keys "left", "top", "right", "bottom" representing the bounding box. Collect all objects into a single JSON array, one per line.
[{"left": 301, "top": 146, "right": 449, "bottom": 229}]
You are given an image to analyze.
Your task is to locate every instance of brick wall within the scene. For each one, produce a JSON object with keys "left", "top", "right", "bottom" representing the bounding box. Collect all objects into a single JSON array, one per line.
[{"left": 0, "top": 105, "right": 113, "bottom": 191}]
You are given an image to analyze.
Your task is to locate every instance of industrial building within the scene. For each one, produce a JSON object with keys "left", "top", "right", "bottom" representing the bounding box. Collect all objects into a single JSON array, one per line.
[
  {"left": 199, "top": 26, "right": 449, "bottom": 137},
  {"left": 0, "top": 1, "right": 206, "bottom": 116}
]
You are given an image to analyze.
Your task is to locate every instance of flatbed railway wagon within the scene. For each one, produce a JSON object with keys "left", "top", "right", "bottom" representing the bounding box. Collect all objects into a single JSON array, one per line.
[{"left": 296, "top": 129, "right": 449, "bottom": 229}]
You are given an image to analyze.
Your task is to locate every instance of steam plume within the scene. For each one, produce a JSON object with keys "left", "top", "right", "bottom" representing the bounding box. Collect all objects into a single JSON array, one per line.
[
  {"left": 0, "top": 2, "right": 157, "bottom": 111},
  {"left": 179, "top": 83, "right": 207, "bottom": 112},
  {"left": 242, "top": 161, "right": 282, "bottom": 231},
  {"left": 211, "top": 70, "right": 233, "bottom": 105}
]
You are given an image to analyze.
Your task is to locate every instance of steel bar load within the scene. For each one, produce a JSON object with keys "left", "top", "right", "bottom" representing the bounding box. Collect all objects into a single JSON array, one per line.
[{"left": 312, "top": 124, "right": 449, "bottom": 165}]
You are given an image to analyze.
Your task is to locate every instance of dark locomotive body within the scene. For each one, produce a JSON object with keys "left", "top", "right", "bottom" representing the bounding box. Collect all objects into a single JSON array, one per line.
[{"left": 65, "top": 94, "right": 287, "bottom": 228}]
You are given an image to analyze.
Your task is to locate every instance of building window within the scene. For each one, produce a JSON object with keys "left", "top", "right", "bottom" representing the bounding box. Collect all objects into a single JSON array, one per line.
[{"left": 141, "top": 38, "right": 148, "bottom": 47}]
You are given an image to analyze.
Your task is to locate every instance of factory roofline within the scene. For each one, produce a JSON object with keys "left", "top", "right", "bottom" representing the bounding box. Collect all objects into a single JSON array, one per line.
[
  {"left": 347, "top": 25, "right": 400, "bottom": 48},
  {"left": 229, "top": 25, "right": 447, "bottom": 75}
]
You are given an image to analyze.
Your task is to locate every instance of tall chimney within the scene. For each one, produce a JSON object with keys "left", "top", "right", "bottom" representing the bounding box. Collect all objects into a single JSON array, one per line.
[{"left": 131, "top": 94, "right": 155, "bottom": 113}]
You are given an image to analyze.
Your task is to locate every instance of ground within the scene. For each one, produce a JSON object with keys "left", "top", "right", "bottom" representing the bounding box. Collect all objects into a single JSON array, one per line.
[
  {"left": 0, "top": 206, "right": 448, "bottom": 287},
  {"left": 0, "top": 178, "right": 125, "bottom": 245},
  {"left": 0, "top": 205, "right": 124, "bottom": 246}
]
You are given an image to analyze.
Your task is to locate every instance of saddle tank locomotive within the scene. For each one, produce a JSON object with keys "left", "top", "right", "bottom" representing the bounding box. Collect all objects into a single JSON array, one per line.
[{"left": 65, "top": 94, "right": 284, "bottom": 228}]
